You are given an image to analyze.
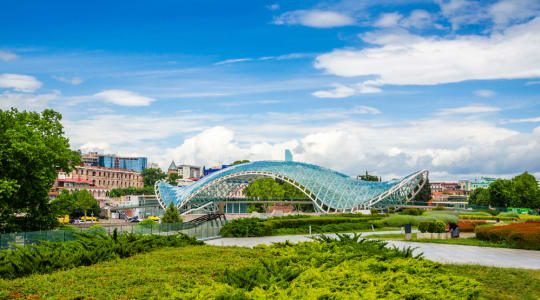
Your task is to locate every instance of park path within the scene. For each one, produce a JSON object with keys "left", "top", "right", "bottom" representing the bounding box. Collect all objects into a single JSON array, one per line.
[{"left": 205, "top": 231, "right": 540, "bottom": 270}]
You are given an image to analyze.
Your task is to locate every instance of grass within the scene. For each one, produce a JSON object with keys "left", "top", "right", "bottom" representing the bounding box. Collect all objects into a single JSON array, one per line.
[
  {"left": 1, "top": 243, "right": 539, "bottom": 299},
  {"left": 367, "top": 233, "right": 530, "bottom": 250}
]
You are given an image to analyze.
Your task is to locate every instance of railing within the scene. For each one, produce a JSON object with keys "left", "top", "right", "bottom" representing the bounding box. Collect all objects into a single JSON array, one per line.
[{"left": 0, "top": 218, "right": 227, "bottom": 250}]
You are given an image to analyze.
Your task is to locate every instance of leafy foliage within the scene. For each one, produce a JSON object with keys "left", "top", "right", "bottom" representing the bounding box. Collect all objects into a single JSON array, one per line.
[
  {"left": 162, "top": 203, "right": 182, "bottom": 223},
  {"left": 459, "top": 215, "right": 517, "bottom": 221},
  {"left": 140, "top": 168, "right": 166, "bottom": 187},
  {"left": 469, "top": 172, "right": 540, "bottom": 208},
  {"left": 0, "top": 231, "right": 202, "bottom": 279},
  {"left": 50, "top": 189, "right": 100, "bottom": 219},
  {"left": 0, "top": 108, "right": 81, "bottom": 233},
  {"left": 399, "top": 208, "right": 423, "bottom": 215},
  {"left": 167, "top": 172, "right": 181, "bottom": 185},
  {"left": 173, "top": 234, "right": 481, "bottom": 299},
  {"left": 107, "top": 185, "right": 155, "bottom": 197},
  {"left": 232, "top": 160, "right": 250, "bottom": 165},
  {"left": 382, "top": 214, "right": 458, "bottom": 227},
  {"left": 243, "top": 177, "right": 307, "bottom": 199},
  {"left": 414, "top": 178, "right": 432, "bottom": 202}
]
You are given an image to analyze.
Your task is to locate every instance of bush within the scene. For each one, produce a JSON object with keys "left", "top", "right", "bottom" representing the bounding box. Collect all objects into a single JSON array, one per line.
[
  {"left": 138, "top": 219, "right": 157, "bottom": 226},
  {"left": 476, "top": 222, "right": 540, "bottom": 250},
  {"left": 400, "top": 208, "right": 423, "bottom": 216},
  {"left": 85, "top": 225, "right": 107, "bottom": 235},
  {"left": 434, "top": 206, "right": 446, "bottom": 210},
  {"left": 456, "top": 211, "right": 491, "bottom": 216},
  {"left": 499, "top": 211, "right": 519, "bottom": 218},
  {"left": 171, "top": 234, "right": 481, "bottom": 299},
  {"left": 219, "top": 218, "right": 272, "bottom": 237},
  {"left": 370, "top": 209, "right": 379, "bottom": 215},
  {"left": 418, "top": 221, "right": 430, "bottom": 233},
  {"left": 382, "top": 214, "right": 458, "bottom": 227},
  {"left": 458, "top": 220, "right": 486, "bottom": 232},
  {"left": 0, "top": 232, "right": 203, "bottom": 279}
]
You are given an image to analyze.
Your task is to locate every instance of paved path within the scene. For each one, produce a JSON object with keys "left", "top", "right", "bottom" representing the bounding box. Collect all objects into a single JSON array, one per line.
[{"left": 206, "top": 231, "right": 540, "bottom": 270}]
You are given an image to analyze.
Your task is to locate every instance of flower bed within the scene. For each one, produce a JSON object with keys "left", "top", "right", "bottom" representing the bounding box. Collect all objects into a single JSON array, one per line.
[
  {"left": 458, "top": 220, "right": 487, "bottom": 232},
  {"left": 475, "top": 221, "right": 540, "bottom": 250}
]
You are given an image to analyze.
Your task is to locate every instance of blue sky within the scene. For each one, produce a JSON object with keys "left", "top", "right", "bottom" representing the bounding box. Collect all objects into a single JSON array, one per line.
[{"left": 1, "top": 0, "right": 540, "bottom": 180}]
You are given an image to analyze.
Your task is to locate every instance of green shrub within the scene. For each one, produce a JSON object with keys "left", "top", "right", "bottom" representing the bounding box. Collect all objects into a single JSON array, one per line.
[
  {"left": 418, "top": 221, "right": 430, "bottom": 233},
  {"left": 400, "top": 208, "right": 423, "bottom": 216},
  {"left": 456, "top": 211, "right": 491, "bottom": 216},
  {"left": 219, "top": 218, "right": 272, "bottom": 237},
  {"left": 85, "top": 225, "right": 107, "bottom": 235},
  {"left": 472, "top": 209, "right": 499, "bottom": 216},
  {"left": 433, "top": 220, "right": 446, "bottom": 233},
  {"left": 382, "top": 214, "right": 457, "bottom": 227},
  {"left": 434, "top": 206, "right": 446, "bottom": 210},
  {"left": 459, "top": 215, "right": 517, "bottom": 221},
  {"left": 138, "top": 219, "right": 157, "bottom": 225},
  {"left": 499, "top": 211, "right": 519, "bottom": 218},
  {"left": 370, "top": 209, "right": 379, "bottom": 215},
  {"left": 0, "top": 232, "right": 202, "bottom": 279},
  {"left": 171, "top": 234, "right": 482, "bottom": 299}
]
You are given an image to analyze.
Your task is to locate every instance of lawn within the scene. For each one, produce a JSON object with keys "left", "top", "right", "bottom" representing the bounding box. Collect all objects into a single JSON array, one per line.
[
  {"left": 1, "top": 243, "right": 539, "bottom": 299},
  {"left": 367, "top": 233, "right": 532, "bottom": 250}
]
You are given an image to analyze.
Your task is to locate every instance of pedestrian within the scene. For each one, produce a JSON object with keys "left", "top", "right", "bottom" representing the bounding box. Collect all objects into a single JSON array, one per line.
[{"left": 449, "top": 222, "right": 459, "bottom": 238}]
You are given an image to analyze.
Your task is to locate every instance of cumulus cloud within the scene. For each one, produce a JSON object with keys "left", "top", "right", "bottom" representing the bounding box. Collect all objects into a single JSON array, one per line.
[
  {"left": 474, "top": 89, "right": 496, "bottom": 97},
  {"left": 400, "top": 10, "right": 433, "bottom": 28},
  {"left": 93, "top": 90, "right": 155, "bottom": 106},
  {"left": 312, "top": 81, "right": 382, "bottom": 98},
  {"left": 52, "top": 75, "right": 83, "bottom": 85},
  {"left": 437, "top": 104, "right": 501, "bottom": 116},
  {"left": 374, "top": 13, "right": 403, "bottom": 27},
  {"left": 315, "top": 17, "right": 540, "bottom": 86},
  {"left": 273, "top": 10, "right": 354, "bottom": 28},
  {"left": 0, "top": 50, "right": 17, "bottom": 61},
  {"left": 0, "top": 92, "right": 57, "bottom": 111},
  {"left": 488, "top": 0, "right": 540, "bottom": 28},
  {"left": 0, "top": 74, "right": 42, "bottom": 92}
]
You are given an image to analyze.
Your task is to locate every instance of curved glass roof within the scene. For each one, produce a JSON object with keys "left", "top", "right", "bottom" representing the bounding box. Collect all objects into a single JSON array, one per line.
[{"left": 155, "top": 161, "right": 427, "bottom": 213}]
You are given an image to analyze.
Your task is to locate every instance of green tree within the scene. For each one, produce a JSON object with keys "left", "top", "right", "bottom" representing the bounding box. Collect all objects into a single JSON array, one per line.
[
  {"left": 50, "top": 189, "right": 77, "bottom": 216},
  {"left": 413, "top": 179, "right": 431, "bottom": 202},
  {"left": 243, "top": 178, "right": 285, "bottom": 199},
  {"left": 468, "top": 187, "right": 490, "bottom": 206},
  {"left": 232, "top": 160, "right": 250, "bottom": 165},
  {"left": 358, "top": 171, "right": 380, "bottom": 182},
  {"left": 0, "top": 108, "right": 81, "bottom": 233},
  {"left": 167, "top": 173, "right": 181, "bottom": 185},
  {"left": 488, "top": 179, "right": 516, "bottom": 208},
  {"left": 512, "top": 172, "right": 540, "bottom": 208},
  {"left": 161, "top": 203, "right": 182, "bottom": 223},
  {"left": 141, "top": 168, "right": 166, "bottom": 187},
  {"left": 76, "top": 190, "right": 99, "bottom": 219}
]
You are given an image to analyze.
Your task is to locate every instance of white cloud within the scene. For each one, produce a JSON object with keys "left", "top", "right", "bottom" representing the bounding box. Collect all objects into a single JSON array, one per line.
[
  {"left": 52, "top": 75, "right": 83, "bottom": 85},
  {"left": 435, "top": 0, "right": 486, "bottom": 29},
  {"left": 273, "top": 10, "right": 355, "bottom": 28},
  {"left": 93, "top": 90, "right": 155, "bottom": 106},
  {"left": 0, "top": 92, "right": 57, "bottom": 111},
  {"left": 400, "top": 10, "right": 432, "bottom": 28},
  {"left": 267, "top": 3, "right": 279, "bottom": 11},
  {"left": 0, "top": 50, "right": 17, "bottom": 61},
  {"left": 526, "top": 81, "right": 540, "bottom": 85},
  {"left": 474, "top": 89, "right": 496, "bottom": 97},
  {"left": 214, "top": 58, "right": 253, "bottom": 65},
  {"left": 312, "top": 81, "right": 382, "bottom": 98},
  {"left": 437, "top": 104, "right": 501, "bottom": 116},
  {"left": 503, "top": 117, "right": 540, "bottom": 124},
  {"left": 315, "top": 17, "right": 540, "bottom": 86},
  {"left": 374, "top": 13, "right": 403, "bottom": 27},
  {"left": 489, "top": 0, "right": 540, "bottom": 28},
  {"left": 0, "top": 74, "right": 42, "bottom": 92}
]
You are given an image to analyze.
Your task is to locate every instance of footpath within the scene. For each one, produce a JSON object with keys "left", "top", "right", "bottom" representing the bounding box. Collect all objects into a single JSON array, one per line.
[{"left": 206, "top": 231, "right": 540, "bottom": 270}]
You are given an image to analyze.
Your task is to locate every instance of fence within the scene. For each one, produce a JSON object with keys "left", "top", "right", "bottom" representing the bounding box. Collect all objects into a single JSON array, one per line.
[{"left": 0, "top": 219, "right": 227, "bottom": 250}]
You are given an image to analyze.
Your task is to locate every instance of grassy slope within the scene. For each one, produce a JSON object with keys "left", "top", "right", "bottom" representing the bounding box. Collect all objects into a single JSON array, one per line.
[
  {"left": 367, "top": 233, "right": 527, "bottom": 249},
  {"left": 1, "top": 245, "right": 539, "bottom": 299}
]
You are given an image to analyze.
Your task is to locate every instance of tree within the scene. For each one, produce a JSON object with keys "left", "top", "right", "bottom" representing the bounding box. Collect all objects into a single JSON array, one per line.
[
  {"left": 358, "top": 171, "right": 379, "bottom": 182},
  {"left": 488, "top": 179, "right": 516, "bottom": 208},
  {"left": 469, "top": 188, "right": 490, "bottom": 206},
  {"left": 243, "top": 178, "right": 285, "bottom": 199},
  {"left": 141, "top": 168, "right": 166, "bottom": 187},
  {"left": 167, "top": 173, "right": 181, "bottom": 185},
  {"left": 512, "top": 172, "right": 540, "bottom": 208},
  {"left": 51, "top": 189, "right": 77, "bottom": 216},
  {"left": 413, "top": 179, "right": 431, "bottom": 202},
  {"left": 161, "top": 203, "right": 182, "bottom": 223},
  {"left": 232, "top": 160, "right": 250, "bottom": 165},
  {"left": 0, "top": 108, "right": 81, "bottom": 233},
  {"left": 76, "top": 190, "right": 99, "bottom": 218}
]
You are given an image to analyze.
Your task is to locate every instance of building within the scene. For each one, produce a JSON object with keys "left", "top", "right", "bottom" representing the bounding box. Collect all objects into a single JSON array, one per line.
[
  {"left": 459, "top": 177, "right": 498, "bottom": 191},
  {"left": 285, "top": 149, "right": 293, "bottom": 162},
  {"left": 64, "top": 165, "right": 143, "bottom": 189},
  {"left": 81, "top": 151, "right": 99, "bottom": 166},
  {"left": 51, "top": 175, "right": 110, "bottom": 207},
  {"left": 178, "top": 164, "right": 201, "bottom": 179},
  {"left": 429, "top": 182, "right": 459, "bottom": 193},
  {"left": 167, "top": 160, "right": 177, "bottom": 175},
  {"left": 98, "top": 155, "right": 147, "bottom": 173}
]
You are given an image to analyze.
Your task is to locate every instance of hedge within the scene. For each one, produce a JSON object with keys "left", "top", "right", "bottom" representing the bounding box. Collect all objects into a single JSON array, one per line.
[
  {"left": 458, "top": 220, "right": 486, "bottom": 232},
  {"left": 382, "top": 214, "right": 458, "bottom": 227},
  {"left": 265, "top": 215, "right": 381, "bottom": 229},
  {"left": 418, "top": 221, "right": 446, "bottom": 233},
  {"left": 459, "top": 215, "right": 517, "bottom": 221},
  {"left": 475, "top": 221, "right": 540, "bottom": 250}
]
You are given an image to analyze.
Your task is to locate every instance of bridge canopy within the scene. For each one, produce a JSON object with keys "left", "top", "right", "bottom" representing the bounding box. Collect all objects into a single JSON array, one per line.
[{"left": 155, "top": 160, "right": 428, "bottom": 213}]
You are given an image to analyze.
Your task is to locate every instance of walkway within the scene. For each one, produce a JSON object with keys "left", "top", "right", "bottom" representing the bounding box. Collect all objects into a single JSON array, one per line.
[{"left": 206, "top": 231, "right": 540, "bottom": 270}]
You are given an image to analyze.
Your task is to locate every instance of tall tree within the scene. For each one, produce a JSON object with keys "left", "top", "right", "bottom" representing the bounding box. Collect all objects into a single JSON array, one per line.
[
  {"left": 413, "top": 179, "right": 431, "bottom": 202},
  {"left": 50, "top": 189, "right": 77, "bottom": 216},
  {"left": 512, "top": 172, "right": 540, "bottom": 208},
  {"left": 358, "top": 171, "right": 379, "bottom": 182},
  {"left": 76, "top": 190, "right": 99, "bottom": 218},
  {"left": 488, "top": 179, "right": 516, "bottom": 208},
  {"left": 0, "top": 108, "right": 81, "bottom": 232},
  {"left": 141, "top": 168, "right": 167, "bottom": 187},
  {"left": 468, "top": 187, "right": 490, "bottom": 206},
  {"left": 232, "top": 160, "right": 250, "bottom": 165},
  {"left": 167, "top": 173, "right": 181, "bottom": 185},
  {"left": 161, "top": 203, "right": 182, "bottom": 223}
]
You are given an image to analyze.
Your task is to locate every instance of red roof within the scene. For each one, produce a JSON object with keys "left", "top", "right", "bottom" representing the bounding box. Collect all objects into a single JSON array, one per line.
[
  {"left": 188, "top": 177, "right": 200, "bottom": 181},
  {"left": 76, "top": 165, "right": 139, "bottom": 173},
  {"left": 58, "top": 178, "right": 93, "bottom": 184}
]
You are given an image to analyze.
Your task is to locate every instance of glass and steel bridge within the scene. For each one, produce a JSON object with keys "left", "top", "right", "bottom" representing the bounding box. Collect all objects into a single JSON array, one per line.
[{"left": 155, "top": 161, "right": 428, "bottom": 214}]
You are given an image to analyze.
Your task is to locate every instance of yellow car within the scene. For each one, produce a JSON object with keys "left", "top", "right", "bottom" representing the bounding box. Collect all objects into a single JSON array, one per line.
[{"left": 148, "top": 216, "right": 160, "bottom": 222}]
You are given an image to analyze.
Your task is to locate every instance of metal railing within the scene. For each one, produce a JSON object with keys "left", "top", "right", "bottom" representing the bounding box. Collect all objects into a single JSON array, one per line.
[{"left": 0, "top": 218, "right": 227, "bottom": 250}]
